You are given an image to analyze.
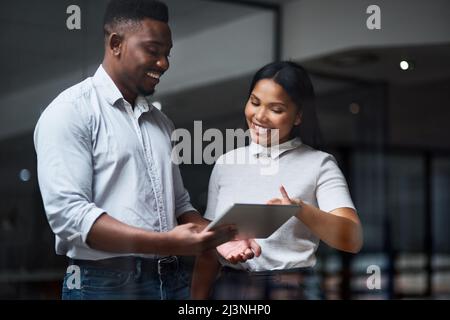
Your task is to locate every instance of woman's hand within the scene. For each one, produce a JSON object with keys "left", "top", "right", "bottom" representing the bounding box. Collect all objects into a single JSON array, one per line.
[
  {"left": 267, "top": 185, "right": 303, "bottom": 207},
  {"left": 216, "top": 239, "right": 261, "bottom": 264},
  {"left": 267, "top": 185, "right": 363, "bottom": 253}
]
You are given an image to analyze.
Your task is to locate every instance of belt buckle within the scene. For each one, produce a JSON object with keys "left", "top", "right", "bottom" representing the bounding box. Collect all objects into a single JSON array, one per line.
[{"left": 157, "top": 256, "right": 178, "bottom": 275}]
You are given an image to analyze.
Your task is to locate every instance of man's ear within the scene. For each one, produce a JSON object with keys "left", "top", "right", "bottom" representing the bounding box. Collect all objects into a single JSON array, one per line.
[{"left": 108, "top": 33, "right": 123, "bottom": 57}]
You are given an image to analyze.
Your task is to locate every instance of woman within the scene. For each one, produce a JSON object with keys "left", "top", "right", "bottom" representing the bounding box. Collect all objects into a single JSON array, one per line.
[{"left": 191, "top": 61, "right": 363, "bottom": 299}]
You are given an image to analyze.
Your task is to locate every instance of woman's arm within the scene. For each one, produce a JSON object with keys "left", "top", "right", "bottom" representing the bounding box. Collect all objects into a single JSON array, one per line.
[
  {"left": 269, "top": 186, "right": 363, "bottom": 254},
  {"left": 191, "top": 239, "right": 262, "bottom": 299},
  {"left": 297, "top": 203, "right": 363, "bottom": 253},
  {"left": 191, "top": 249, "right": 221, "bottom": 299}
]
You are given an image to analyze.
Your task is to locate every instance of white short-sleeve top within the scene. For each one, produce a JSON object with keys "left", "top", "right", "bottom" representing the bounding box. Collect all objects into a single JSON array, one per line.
[{"left": 204, "top": 137, "right": 356, "bottom": 271}]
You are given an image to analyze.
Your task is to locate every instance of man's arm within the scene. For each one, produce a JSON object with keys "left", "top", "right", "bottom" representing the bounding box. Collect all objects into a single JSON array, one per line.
[
  {"left": 35, "top": 103, "right": 236, "bottom": 256},
  {"left": 178, "top": 211, "right": 261, "bottom": 260},
  {"left": 178, "top": 210, "right": 209, "bottom": 228},
  {"left": 87, "top": 213, "right": 237, "bottom": 256},
  {"left": 35, "top": 101, "right": 105, "bottom": 244}
]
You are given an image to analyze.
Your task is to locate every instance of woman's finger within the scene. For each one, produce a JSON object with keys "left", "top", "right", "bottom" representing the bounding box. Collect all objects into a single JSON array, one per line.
[
  {"left": 243, "top": 248, "right": 254, "bottom": 260},
  {"left": 227, "top": 254, "right": 238, "bottom": 264},
  {"left": 267, "top": 198, "right": 281, "bottom": 205},
  {"left": 249, "top": 239, "right": 262, "bottom": 257},
  {"left": 280, "top": 185, "right": 291, "bottom": 201}
]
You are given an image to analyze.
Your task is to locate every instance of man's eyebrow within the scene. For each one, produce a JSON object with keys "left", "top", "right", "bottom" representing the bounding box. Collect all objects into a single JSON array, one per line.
[{"left": 142, "top": 40, "right": 173, "bottom": 49}]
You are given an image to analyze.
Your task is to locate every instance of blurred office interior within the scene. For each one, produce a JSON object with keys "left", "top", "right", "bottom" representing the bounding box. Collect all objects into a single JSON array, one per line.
[{"left": 0, "top": 0, "right": 449, "bottom": 299}]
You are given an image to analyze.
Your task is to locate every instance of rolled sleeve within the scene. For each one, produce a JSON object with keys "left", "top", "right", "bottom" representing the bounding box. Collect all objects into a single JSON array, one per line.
[
  {"left": 34, "top": 100, "right": 105, "bottom": 245},
  {"left": 172, "top": 163, "right": 196, "bottom": 217},
  {"left": 167, "top": 118, "right": 196, "bottom": 218}
]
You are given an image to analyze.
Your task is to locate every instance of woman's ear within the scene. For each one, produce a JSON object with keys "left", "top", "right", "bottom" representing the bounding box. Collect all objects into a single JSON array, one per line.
[{"left": 294, "top": 112, "right": 302, "bottom": 126}]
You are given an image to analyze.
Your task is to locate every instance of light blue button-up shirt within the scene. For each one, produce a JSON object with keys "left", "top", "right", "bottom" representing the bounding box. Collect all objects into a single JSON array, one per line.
[{"left": 34, "top": 65, "right": 195, "bottom": 260}]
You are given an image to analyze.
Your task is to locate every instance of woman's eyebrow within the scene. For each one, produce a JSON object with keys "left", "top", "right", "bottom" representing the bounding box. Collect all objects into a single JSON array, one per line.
[
  {"left": 269, "top": 102, "right": 287, "bottom": 107},
  {"left": 251, "top": 93, "right": 286, "bottom": 106}
]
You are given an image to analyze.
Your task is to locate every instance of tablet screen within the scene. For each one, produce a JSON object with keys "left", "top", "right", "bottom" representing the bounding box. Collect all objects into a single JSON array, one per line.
[{"left": 205, "top": 203, "right": 300, "bottom": 239}]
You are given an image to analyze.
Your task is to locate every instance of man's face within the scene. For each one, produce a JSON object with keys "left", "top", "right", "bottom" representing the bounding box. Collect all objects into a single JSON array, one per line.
[{"left": 116, "top": 18, "right": 172, "bottom": 97}]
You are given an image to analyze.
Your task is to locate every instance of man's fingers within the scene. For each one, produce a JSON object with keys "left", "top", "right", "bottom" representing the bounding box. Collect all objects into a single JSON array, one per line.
[
  {"left": 204, "top": 225, "right": 238, "bottom": 248},
  {"left": 203, "top": 223, "right": 236, "bottom": 234}
]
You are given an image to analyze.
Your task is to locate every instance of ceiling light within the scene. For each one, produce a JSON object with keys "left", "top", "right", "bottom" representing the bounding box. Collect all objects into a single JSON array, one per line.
[
  {"left": 19, "top": 169, "right": 31, "bottom": 182},
  {"left": 349, "top": 103, "right": 360, "bottom": 115},
  {"left": 400, "top": 60, "right": 410, "bottom": 70}
]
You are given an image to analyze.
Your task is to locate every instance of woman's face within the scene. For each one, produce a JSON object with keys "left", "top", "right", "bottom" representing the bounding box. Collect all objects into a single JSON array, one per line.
[{"left": 245, "top": 79, "right": 301, "bottom": 146}]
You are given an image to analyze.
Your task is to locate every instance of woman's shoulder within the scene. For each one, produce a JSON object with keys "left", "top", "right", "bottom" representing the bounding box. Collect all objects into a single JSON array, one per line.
[{"left": 292, "top": 143, "right": 334, "bottom": 161}]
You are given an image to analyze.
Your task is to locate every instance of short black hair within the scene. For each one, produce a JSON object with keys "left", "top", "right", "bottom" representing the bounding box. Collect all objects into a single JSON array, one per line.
[{"left": 103, "top": 0, "right": 169, "bottom": 36}]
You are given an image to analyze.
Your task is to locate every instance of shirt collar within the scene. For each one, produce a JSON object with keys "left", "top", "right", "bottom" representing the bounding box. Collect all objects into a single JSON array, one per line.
[
  {"left": 135, "top": 96, "right": 151, "bottom": 113},
  {"left": 92, "top": 65, "right": 154, "bottom": 113},
  {"left": 92, "top": 65, "right": 123, "bottom": 106},
  {"left": 249, "top": 137, "right": 302, "bottom": 159}
]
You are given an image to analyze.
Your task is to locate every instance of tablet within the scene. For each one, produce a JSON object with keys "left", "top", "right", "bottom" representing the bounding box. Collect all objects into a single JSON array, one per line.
[{"left": 205, "top": 203, "right": 300, "bottom": 239}]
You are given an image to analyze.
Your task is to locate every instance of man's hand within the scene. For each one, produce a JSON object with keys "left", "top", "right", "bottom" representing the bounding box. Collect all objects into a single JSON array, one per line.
[
  {"left": 177, "top": 211, "right": 262, "bottom": 263},
  {"left": 164, "top": 223, "right": 237, "bottom": 256},
  {"left": 216, "top": 239, "right": 261, "bottom": 264}
]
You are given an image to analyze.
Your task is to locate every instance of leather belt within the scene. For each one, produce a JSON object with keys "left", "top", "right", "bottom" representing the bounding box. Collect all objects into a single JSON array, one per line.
[{"left": 69, "top": 256, "right": 180, "bottom": 275}]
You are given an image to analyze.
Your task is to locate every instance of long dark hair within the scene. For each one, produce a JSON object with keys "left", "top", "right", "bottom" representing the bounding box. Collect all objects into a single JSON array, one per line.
[{"left": 248, "top": 61, "right": 322, "bottom": 149}]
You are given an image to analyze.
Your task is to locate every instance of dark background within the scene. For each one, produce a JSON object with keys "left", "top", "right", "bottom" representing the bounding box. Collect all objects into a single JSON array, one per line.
[{"left": 0, "top": 0, "right": 449, "bottom": 299}]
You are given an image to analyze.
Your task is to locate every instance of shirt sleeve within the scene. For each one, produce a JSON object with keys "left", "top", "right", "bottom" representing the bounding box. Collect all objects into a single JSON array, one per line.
[
  {"left": 163, "top": 115, "right": 196, "bottom": 218},
  {"left": 172, "top": 163, "right": 196, "bottom": 218},
  {"left": 34, "top": 101, "right": 105, "bottom": 245},
  {"left": 315, "top": 154, "right": 356, "bottom": 212},
  {"left": 204, "top": 160, "right": 221, "bottom": 221}
]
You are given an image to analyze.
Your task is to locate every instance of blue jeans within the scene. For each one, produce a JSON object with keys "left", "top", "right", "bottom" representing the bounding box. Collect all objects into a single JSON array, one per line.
[
  {"left": 212, "top": 267, "right": 324, "bottom": 300},
  {"left": 62, "top": 257, "right": 190, "bottom": 300}
]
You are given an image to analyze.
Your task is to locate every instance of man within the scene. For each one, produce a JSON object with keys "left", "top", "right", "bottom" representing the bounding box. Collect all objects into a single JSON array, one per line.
[{"left": 34, "top": 0, "right": 259, "bottom": 300}]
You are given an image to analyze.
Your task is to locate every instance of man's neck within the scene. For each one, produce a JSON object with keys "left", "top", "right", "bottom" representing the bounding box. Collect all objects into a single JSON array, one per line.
[{"left": 102, "top": 61, "right": 137, "bottom": 106}]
